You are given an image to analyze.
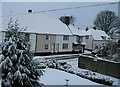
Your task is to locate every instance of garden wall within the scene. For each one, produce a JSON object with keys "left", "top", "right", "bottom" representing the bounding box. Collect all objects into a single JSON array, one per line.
[{"left": 78, "top": 55, "right": 120, "bottom": 79}]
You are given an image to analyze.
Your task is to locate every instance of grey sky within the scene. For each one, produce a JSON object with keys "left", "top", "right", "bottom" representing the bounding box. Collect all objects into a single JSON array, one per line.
[{"left": 2, "top": 2, "right": 118, "bottom": 29}]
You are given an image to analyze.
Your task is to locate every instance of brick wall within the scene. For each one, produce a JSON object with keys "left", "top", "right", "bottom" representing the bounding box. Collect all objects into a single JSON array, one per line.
[{"left": 78, "top": 55, "right": 120, "bottom": 79}]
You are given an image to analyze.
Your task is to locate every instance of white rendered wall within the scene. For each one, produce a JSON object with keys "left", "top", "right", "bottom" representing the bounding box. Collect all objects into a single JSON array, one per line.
[
  {"left": 55, "top": 35, "right": 75, "bottom": 52},
  {"left": 29, "top": 33, "right": 36, "bottom": 52}
]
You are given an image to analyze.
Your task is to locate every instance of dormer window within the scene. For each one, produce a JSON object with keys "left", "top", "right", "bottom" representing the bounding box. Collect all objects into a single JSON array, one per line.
[{"left": 101, "top": 36, "right": 106, "bottom": 40}]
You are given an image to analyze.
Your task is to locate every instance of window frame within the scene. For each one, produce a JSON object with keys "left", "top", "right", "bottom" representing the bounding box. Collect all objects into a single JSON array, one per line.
[
  {"left": 44, "top": 43, "right": 49, "bottom": 50},
  {"left": 62, "top": 43, "right": 68, "bottom": 49},
  {"left": 101, "top": 36, "right": 106, "bottom": 40},
  {"left": 63, "top": 35, "right": 69, "bottom": 40},
  {"left": 86, "top": 36, "right": 89, "bottom": 39}
]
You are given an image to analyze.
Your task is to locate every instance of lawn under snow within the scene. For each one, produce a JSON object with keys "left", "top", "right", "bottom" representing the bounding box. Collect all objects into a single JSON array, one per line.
[
  {"left": 40, "top": 69, "right": 100, "bottom": 85},
  {"left": 33, "top": 55, "right": 120, "bottom": 86}
]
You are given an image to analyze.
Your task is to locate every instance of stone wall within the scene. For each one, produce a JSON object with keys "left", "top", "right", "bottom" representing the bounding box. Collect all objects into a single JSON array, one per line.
[{"left": 78, "top": 55, "right": 120, "bottom": 79}]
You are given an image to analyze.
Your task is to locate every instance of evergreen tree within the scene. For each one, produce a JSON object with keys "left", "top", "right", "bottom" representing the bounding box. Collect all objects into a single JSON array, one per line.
[{"left": 0, "top": 18, "right": 43, "bottom": 87}]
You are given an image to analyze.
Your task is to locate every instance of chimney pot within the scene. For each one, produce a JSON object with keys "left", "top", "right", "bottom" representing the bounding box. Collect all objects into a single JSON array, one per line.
[
  {"left": 28, "top": 9, "right": 32, "bottom": 13},
  {"left": 93, "top": 27, "right": 97, "bottom": 30}
]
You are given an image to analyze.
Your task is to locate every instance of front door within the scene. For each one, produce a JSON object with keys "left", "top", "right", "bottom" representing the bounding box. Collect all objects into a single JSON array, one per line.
[
  {"left": 55, "top": 44, "right": 59, "bottom": 53},
  {"left": 51, "top": 44, "right": 55, "bottom": 53}
]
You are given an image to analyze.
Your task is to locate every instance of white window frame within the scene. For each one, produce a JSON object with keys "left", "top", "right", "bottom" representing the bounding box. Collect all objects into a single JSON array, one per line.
[
  {"left": 63, "top": 35, "right": 69, "bottom": 40},
  {"left": 62, "top": 43, "right": 68, "bottom": 49},
  {"left": 44, "top": 43, "right": 49, "bottom": 50}
]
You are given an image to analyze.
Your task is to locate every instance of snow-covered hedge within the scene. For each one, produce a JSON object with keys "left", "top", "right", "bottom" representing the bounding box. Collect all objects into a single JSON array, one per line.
[{"left": 76, "top": 71, "right": 114, "bottom": 86}]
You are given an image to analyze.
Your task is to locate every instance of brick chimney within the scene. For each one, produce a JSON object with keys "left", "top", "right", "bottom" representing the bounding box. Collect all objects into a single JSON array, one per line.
[{"left": 86, "top": 27, "right": 89, "bottom": 31}]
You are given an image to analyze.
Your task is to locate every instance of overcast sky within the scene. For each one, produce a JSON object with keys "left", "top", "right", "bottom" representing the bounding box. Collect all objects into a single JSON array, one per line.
[{"left": 1, "top": 1, "right": 119, "bottom": 29}]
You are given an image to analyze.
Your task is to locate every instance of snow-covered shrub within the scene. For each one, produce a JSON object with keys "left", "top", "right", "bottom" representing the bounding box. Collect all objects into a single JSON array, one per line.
[
  {"left": 63, "top": 64, "right": 72, "bottom": 70},
  {"left": 38, "top": 63, "right": 46, "bottom": 69},
  {"left": 92, "top": 41, "right": 120, "bottom": 62},
  {"left": 0, "top": 19, "right": 44, "bottom": 87},
  {"left": 57, "top": 66, "right": 65, "bottom": 71},
  {"left": 68, "top": 69, "right": 76, "bottom": 74},
  {"left": 45, "top": 58, "right": 61, "bottom": 69},
  {"left": 32, "top": 57, "right": 46, "bottom": 65},
  {"left": 76, "top": 71, "right": 85, "bottom": 78},
  {"left": 76, "top": 70, "right": 114, "bottom": 86},
  {"left": 59, "top": 61, "right": 67, "bottom": 66}
]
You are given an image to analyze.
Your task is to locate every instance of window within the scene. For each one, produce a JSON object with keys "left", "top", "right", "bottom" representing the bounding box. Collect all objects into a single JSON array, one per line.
[
  {"left": 86, "top": 36, "right": 89, "bottom": 39},
  {"left": 101, "top": 36, "right": 106, "bottom": 40},
  {"left": 77, "top": 36, "right": 82, "bottom": 43},
  {"left": 63, "top": 35, "right": 69, "bottom": 40},
  {"left": 44, "top": 44, "right": 49, "bottom": 49},
  {"left": 62, "top": 43, "right": 68, "bottom": 49},
  {"left": 45, "top": 35, "right": 49, "bottom": 40}
]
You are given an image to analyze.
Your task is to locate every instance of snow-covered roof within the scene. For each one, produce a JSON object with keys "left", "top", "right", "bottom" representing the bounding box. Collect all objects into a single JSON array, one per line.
[
  {"left": 68, "top": 24, "right": 80, "bottom": 35},
  {"left": 85, "top": 29, "right": 110, "bottom": 40},
  {"left": 2, "top": 13, "right": 72, "bottom": 35},
  {"left": 68, "top": 24, "right": 86, "bottom": 36}
]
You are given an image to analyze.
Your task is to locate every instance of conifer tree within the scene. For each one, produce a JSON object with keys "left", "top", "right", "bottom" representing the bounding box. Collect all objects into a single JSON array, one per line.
[{"left": 0, "top": 18, "right": 43, "bottom": 87}]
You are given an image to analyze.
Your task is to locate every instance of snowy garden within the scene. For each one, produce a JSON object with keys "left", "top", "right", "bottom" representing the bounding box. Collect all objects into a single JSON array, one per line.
[
  {"left": 33, "top": 57, "right": 120, "bottom": 86},
  {"left": 0, "top": 18, "right": 120, "bottom": 87}
]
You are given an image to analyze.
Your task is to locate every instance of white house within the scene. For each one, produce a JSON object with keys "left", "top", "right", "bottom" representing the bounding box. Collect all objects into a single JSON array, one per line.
[
  {"left": 85, "top": 28, "right": 110, "bottom": 50},
  {"left": 2, "top": 12, "right": 85, "bottom": 55},
  {"left": 67, "top": 24, "right": 86, "bottom": 52}
]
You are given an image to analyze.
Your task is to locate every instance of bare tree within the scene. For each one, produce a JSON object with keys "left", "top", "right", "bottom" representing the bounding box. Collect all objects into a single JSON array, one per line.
[
  {"left": 108, "top": 17, "right": 120, "bottom": 38},
  {"left": 94, "top": 10, "right": 120, "bottom": 34}
]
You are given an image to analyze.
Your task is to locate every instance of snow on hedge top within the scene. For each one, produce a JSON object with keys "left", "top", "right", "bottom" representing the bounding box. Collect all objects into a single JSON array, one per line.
[
  {"left": 2, "top": 13, "right": 72, "bottom": 35},
  {"left": 85, "top": 29, "right": 110, "bottom": 40}
]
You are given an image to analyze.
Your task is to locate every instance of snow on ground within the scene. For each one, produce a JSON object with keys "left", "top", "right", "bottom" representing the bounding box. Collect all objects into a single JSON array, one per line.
[
  {"left": 40, "top": 69, "right": 100, "bottom": 85},
  {"left": 34, "top": 55, "right": 120, "bottom": 86},
  {"left": 83, "top": 50, "right": 92, "bottom": 54},
  {"left": 60, "top": 58, "right": 120, "bottom": 86}
]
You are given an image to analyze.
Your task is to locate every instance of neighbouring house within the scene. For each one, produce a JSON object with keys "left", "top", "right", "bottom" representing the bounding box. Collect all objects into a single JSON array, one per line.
[
  {"left": 1, "top": 11, "right": 86, "bottom": 55},
  {"left": 67, "top": 24, "right": 86, "bottom": 53},
  {"left": 84, "top": 28, "right": 110, "bottom": 51},
  {"left": 59, "top": 16, "right": 86, "bottom": 53}
]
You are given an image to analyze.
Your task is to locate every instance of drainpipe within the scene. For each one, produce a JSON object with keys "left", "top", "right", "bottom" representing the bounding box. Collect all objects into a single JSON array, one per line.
[
  {"left": 92, "top": 40, "right": 94, "bottom": 50},
  {"left": 35, "top": 33, "right": 38, "bottom": 54}
]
